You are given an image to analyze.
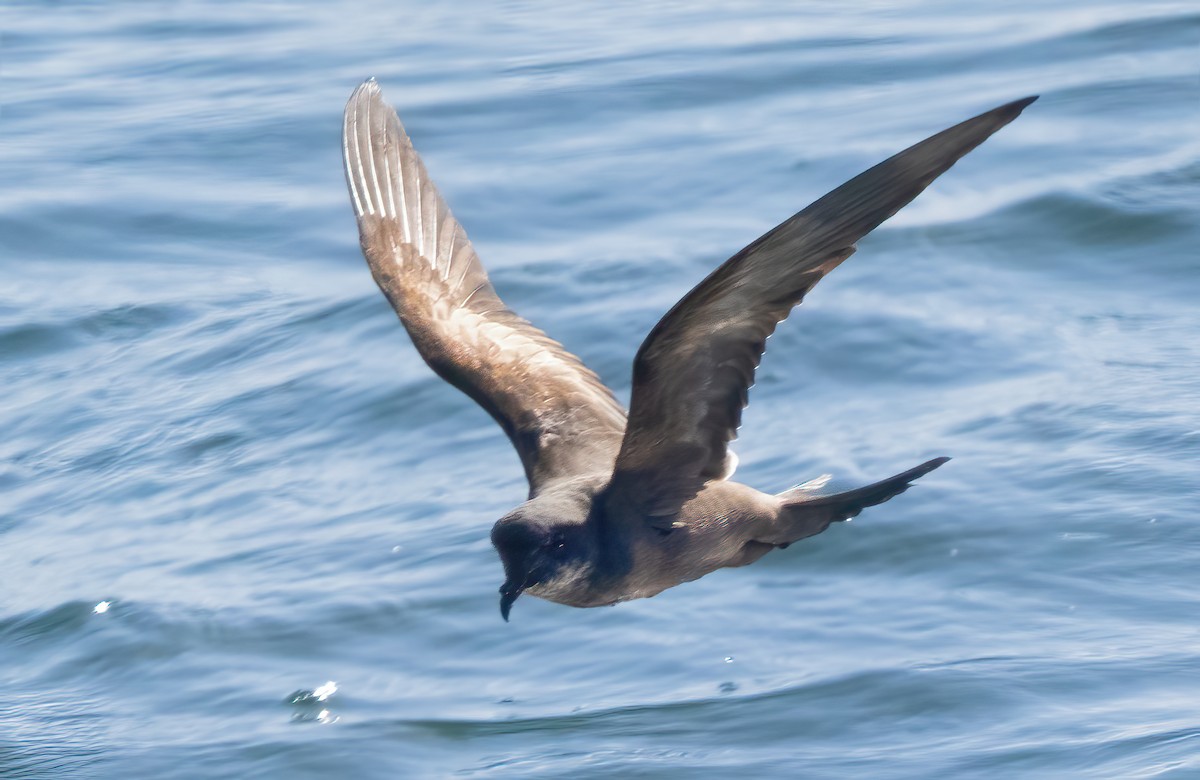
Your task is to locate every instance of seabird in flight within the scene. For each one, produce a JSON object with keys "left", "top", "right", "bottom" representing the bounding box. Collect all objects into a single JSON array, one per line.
[{"left": 342, "top": 80, "right": 1034, "bottom": 620}]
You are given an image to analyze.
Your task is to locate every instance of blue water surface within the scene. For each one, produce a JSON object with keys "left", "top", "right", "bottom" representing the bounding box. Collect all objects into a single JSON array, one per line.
[{"left": 2, "top": 1, "right": 1198, "bottom": 777}]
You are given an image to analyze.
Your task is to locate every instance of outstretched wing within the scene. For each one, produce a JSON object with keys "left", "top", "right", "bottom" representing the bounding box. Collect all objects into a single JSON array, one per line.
[
  {"left": 604, "top": 96, "right": 1037, "bottom": 520},
  {"left": 343, "top": 80, "right": 626, "bottom": 493}
]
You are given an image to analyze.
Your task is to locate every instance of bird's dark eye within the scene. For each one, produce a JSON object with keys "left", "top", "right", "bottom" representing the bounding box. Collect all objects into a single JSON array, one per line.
[{"left": 544, "top": 532, "right": 566, "bottom": 552}]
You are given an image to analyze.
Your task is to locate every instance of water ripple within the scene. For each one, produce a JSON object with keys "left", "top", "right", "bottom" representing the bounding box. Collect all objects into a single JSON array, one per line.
[{"left": 2, "top": 1, "right": 1198, "bottom": 777}]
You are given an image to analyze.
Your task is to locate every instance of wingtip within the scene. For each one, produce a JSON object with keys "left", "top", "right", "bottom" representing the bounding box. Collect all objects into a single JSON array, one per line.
[
  {"left": 922, "top": 455, "right": 951, "bottom": 473},
  {"left": 343, "top": 77, "right": 397, "bottom": 220},
  {"left": 910, "top": 455, "right": 950, "bottom": 480},
  {"left": 997, "top": 95, "right": 1038, "bottom": 117},
  {"left": 350, "top": 78, "right": 382, "bottom": 101}
]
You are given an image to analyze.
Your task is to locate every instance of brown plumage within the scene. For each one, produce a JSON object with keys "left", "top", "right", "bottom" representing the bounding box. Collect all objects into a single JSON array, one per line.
[{"left": 342, "top": 80, "right": 1034, "bottom": 620}]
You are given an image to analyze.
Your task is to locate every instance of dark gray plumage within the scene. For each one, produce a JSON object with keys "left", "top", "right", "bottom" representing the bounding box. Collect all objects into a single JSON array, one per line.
[{"left": 342, "top": 80, "right": 1034, "bottom": 620}]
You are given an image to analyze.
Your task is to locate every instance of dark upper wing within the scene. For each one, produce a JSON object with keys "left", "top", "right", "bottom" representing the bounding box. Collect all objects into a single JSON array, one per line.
[
  {"left": 604, "top": 96, "right": 1037, "bottom": 520},
  {"left": 343, "top": 80, "right": 626, "bottom": 493}
]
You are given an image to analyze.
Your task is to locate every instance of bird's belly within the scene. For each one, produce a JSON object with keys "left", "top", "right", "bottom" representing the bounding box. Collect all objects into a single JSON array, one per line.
[
  {"left": 524, "top": 581, "right": 622, "bottom": 609},
  {"left": 524, "top": 563, "right": 683, "bottom": 608}
]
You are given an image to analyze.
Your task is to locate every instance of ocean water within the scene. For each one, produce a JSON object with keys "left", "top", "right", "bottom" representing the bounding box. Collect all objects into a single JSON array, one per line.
[{"left": 2, "top": 1, "right": 1198, "bottom": 777}]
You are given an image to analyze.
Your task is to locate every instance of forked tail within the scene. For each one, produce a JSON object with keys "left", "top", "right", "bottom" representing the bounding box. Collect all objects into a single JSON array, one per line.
[{"left": 771, "top": 457, "right": 950, "bottom": 545}]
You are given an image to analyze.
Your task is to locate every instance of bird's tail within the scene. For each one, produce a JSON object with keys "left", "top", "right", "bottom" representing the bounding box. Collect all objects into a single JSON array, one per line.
[{"left": 769, "top": 457, "right": 950, "bottom": 546}]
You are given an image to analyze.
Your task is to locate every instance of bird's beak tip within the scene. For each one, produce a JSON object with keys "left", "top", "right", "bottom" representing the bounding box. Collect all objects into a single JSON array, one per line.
[{"left": 499, "top": 584, "right": 520, "bottom": 622}]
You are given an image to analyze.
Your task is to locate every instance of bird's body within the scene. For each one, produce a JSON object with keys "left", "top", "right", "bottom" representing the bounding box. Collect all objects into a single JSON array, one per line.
[
  {"left": 342, "top": 80, "right": 1033, "bottom": 619},
  {"left": 498, "top": 476, "right": 781, "bottom": 609}
]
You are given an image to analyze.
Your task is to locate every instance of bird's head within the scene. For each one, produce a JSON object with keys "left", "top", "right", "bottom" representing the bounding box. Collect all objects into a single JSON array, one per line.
[{"left": 490, "top": 509, "right": 588, "bottom": 621}]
